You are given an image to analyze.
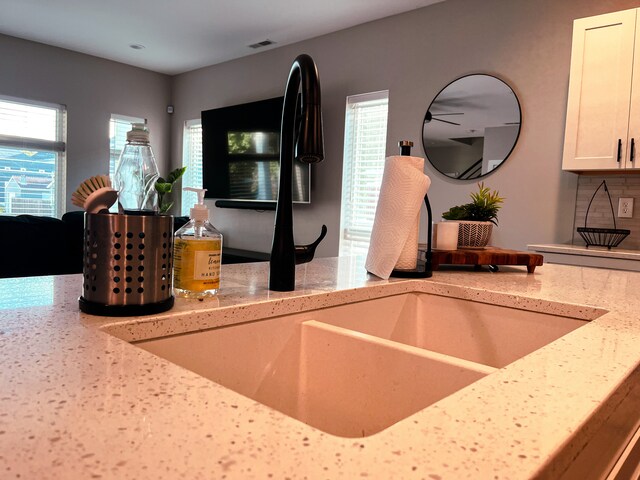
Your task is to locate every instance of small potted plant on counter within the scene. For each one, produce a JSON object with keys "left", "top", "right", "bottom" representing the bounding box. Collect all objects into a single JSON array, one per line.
[
  {"left": 155, "top": 166, "right": 187, "bottom": 214},
  {"left": 442, "top": 182, "right": 504, "bottom": 248}
]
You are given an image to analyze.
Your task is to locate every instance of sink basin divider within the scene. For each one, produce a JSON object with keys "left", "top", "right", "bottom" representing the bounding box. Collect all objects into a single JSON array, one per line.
[
  {"left": 296, "top": 319, "right": 495, "bottom": 436},
  {"left": 301, "top": 320, "right": 497, "bottom": 376}
]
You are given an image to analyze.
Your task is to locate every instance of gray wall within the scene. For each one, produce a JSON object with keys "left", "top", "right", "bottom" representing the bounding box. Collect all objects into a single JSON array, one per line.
[
  {"left": 574, "top": 176, "right": 640, "bottom": 250},
  {"left": 171, "top": 0, "right": 640, "bottom": 256},
  {"left": 0, "top": 33, "right": 172, "bottom": 211},
  {"left": 483, "top": 125, "right": 520, "bottom": 175},
  {"left": 3, "top": 0, "right": 637, "bottom": 256},
  {"left": 428, "top": 140, "right": 484, "bottom": 178}
]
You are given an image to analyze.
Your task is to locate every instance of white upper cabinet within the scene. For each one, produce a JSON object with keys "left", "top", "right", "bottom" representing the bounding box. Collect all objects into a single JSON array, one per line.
[{"left": 562, "top": 9, "right": 640, "bottom": 171}]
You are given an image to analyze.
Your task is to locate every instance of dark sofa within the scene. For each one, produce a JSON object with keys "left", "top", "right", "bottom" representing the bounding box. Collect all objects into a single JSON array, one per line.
[
  {"left": 0, "top": 212, "right": 190, "bottom": 279},
  {"left": 0, "top": 212, "right": 269, "bottom": 279},
  {"left": 0, "top": 212, "right": 82, "bottom": 278}
]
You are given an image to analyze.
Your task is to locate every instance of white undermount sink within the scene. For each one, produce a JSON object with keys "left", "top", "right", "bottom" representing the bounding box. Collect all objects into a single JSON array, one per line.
[{"left": 134, "top": 292, "right": 591, "bottom": 437}]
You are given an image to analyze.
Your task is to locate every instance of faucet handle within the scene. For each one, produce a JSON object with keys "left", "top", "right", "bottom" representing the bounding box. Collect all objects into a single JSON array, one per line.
[{"left": 295, "top": 225, "right": 327, "bottom": 265}]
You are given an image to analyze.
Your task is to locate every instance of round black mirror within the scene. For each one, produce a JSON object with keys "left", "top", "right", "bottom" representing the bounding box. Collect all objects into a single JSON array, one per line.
[{"left": 422, "top": 74, "right": 521, "bottom": 180}]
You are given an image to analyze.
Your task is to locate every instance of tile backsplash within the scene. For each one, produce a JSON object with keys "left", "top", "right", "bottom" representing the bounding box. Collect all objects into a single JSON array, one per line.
[{"left": 574, "top": 175, "right": 640, "bottom": 250}]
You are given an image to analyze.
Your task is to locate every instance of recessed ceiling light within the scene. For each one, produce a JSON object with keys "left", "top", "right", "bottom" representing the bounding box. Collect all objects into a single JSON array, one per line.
[{"left": 129, "top": 44, "right": 145, "bottom": 50}]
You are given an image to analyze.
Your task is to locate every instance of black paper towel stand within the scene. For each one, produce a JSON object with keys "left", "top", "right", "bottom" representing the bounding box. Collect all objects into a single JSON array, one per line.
[{"left": 390, "top": 140, "right": 432, "bottom": 279}]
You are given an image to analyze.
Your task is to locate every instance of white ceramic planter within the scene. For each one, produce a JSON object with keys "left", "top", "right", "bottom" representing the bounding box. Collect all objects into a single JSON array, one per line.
[
  {"left": 434, "top": 222, "right": 459, "bottom": 250},
  {"left": 457, "top": 221, "right": 493, "bottom": 249}
]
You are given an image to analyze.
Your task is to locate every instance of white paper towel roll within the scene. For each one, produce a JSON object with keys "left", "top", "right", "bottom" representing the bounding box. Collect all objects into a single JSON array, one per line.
[{"left": 365, "top": 155, "right": 430, "bottom": 279}]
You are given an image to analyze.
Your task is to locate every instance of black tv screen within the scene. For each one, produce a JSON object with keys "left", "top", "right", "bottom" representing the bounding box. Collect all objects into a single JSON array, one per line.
[{"left": 201, "top": 96, "right": 310, "bottom": 204}]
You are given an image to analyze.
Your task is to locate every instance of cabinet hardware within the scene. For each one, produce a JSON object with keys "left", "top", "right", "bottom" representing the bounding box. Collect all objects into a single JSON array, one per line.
[
  {"left": 617, "top": 139, "right": 622, "bottom": 162},
  {"left": 632, "top": 138, "right": 636, "bottom": 162}
]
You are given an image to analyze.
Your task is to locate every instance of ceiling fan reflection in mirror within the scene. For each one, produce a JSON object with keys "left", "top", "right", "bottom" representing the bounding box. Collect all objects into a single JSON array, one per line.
[
  {"left": 421, "top": 73, "right": 522, "bottom": 181},
  {"left": 424, "top": 111, "right": 463, "bottom": 126}
]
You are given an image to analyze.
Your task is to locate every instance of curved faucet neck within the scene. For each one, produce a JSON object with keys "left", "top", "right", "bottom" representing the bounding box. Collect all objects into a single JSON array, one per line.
[{"left": 269, "top": 54, "right": 324, "bottom": 292}]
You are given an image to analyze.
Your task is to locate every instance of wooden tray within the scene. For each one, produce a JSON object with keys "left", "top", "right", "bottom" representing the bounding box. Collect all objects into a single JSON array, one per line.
[{"left": 429, "top": 247, "right": 544, "bottom": 273}]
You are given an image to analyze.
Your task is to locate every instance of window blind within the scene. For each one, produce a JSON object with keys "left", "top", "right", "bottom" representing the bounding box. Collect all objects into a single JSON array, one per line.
[
  {"left": 181, "top": 120, "right": 203, "bottom": 216},
  {"left": 339, "top": 91, "right": 389, "bottom": 257},
  {"left": 0, "top": 95, "right": 66, "bottom": 217}
]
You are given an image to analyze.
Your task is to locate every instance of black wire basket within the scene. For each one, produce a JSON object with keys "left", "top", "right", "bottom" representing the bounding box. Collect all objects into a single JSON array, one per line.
[{"left": 577, "top": 180, "right": 630, "bottom": 249}]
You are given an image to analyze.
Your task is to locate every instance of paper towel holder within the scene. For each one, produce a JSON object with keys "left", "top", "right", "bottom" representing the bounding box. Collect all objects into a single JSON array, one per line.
[
  {"left": 390, "top": 193, "right": 433, "bottom": 278},
  {"left": 390, "top": 140, "right": 432, "bottom": 279}
]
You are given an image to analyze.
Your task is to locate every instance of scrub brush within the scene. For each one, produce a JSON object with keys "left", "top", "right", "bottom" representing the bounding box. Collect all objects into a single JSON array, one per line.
[{"left": 71, "top": 175, "right": 118, "bottom": 213}]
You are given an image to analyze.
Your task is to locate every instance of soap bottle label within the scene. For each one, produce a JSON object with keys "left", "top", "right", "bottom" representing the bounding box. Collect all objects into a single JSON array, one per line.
[
  {"left": 194, "top": 250, "right": 221, "bottom": 280},
  {"left": 174, "top": 238, "right": 221, "bottom": 291}
]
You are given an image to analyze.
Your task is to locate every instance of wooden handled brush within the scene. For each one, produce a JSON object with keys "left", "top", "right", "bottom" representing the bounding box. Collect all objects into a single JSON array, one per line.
[{"left": 71, "top": 175, "right": 118, "bottom": 213}]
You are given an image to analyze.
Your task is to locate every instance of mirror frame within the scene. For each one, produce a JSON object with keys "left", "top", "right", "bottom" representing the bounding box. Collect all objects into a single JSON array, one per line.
[{"left": 421, "top": 73, "right": 522, "bottom": 181}]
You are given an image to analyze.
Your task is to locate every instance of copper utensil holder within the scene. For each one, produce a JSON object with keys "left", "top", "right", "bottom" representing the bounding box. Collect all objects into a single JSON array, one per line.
[{"left": 79, "top": 213, "right": 174, "bottom": 316}]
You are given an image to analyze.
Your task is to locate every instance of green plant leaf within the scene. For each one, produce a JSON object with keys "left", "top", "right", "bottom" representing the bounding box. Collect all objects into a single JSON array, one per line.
[
  {"left": 442, "top": 204, "right": 470, "bottom": 220},
  {"left": 153, "top": 166, "right": 186, "bottom": 213},
  {"left": 167, "top": 166, "right": 187, "bottom": 185},
  {"left": 155, "top": 182, "right": 173, "bottom": 195},
  {"left": 159, "top": 201, "right": 174, "bottom": 214},
  {"left": 443, "top": 182, "right": 504, "bottom": 224}
]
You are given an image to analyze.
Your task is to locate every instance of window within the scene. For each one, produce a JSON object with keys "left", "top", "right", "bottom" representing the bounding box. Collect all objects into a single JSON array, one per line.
[
  {"left": 0, "top": 95, "right": 66, "bottom": 217},
  {"left": 109, "top": 114, "right": 145, "bottom": 179},
  {"left": 339, "top": 91, "right": 389, "bottom": 257},
  {"left": 181, "top": 120, "right": 203, "bottom": 216}
]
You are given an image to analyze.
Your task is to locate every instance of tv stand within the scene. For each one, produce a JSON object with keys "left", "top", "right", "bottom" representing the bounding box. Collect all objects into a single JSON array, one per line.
[
  {"left": 215, "top": 200, "right": 276, "bottom": 211},
  {"left": 222, "top": 247, "right": 270, "bottom": 264}
]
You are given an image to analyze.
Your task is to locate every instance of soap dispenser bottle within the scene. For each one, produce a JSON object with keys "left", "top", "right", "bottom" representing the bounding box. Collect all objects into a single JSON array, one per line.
[
  {"left": 113, "top": 123, "right": 160, "bottom": 214},
  {"left": 173, "top": 188, "right": 223, "bottom": 298}
]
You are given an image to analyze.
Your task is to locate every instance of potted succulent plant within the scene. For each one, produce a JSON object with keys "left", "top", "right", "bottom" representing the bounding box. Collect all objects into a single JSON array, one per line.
[{"left": 441, "top": 182, "right": 504, "bottom": 248}]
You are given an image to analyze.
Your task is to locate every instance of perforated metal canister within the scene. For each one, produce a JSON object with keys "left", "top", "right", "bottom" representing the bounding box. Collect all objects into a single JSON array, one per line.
[{"left": 79, "top": 213, "right": 174, "bottom": 316}]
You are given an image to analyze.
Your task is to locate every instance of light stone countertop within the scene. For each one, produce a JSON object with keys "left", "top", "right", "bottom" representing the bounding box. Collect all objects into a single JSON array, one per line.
[
  {"left": 1, "top": 257, "right": 640, "bottom": 479},
  {"left": 528, "top": 243, "right": 640, "bottom": 261},
  {"left": 528, "top": 244, "right": 640, "bottom": 272}
]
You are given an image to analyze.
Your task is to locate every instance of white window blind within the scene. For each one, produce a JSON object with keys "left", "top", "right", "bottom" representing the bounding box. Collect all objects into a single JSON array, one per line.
[
  {"left": 0, "top": 95, "right": 66, "bottom": 217},
  {"left": 181, "top": 120, "right": 203, "bottom": 216},
  {"left": 339, "top": 91, "right": 389, "bottom": 257},
  {"left": 109, "top": 114, "right": 145, "bottom": 179}
]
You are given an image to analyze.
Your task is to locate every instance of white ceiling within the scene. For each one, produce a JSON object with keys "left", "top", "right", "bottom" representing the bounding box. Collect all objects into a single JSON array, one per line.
[{"left": 0, "top": 0, "right": 444, "bottom": 75}]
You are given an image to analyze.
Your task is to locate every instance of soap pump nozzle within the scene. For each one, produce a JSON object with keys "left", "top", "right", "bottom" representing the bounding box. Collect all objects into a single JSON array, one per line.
[{"left": 184, "top": 187, "right": 209, "bottom": 222}]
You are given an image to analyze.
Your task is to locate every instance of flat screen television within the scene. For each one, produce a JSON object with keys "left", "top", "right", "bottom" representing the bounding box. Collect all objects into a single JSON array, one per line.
[{"left": 201, "top": 96, "right": 311, "bottom": 206}]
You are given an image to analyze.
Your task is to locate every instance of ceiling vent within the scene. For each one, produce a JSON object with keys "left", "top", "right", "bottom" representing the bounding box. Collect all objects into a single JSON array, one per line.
[{"left": 248, "top": 39, "right": 276, "bottom": 49}]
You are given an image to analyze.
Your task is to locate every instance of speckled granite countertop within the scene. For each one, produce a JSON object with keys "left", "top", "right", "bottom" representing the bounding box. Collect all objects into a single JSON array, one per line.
[
  {"left": 1, "top": 258, "right": 639, "bottom": 479},
  {"left": 528, "top": 243, "right": 640, "bottom": 260}
]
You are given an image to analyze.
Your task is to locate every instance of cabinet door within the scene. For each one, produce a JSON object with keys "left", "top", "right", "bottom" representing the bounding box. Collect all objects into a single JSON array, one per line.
[
  {"left": 562, "top": 9, "right": 637, "bottom": 171},
  {"left": 627, "top": 15, "right": 640, "bottom": 170}
]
